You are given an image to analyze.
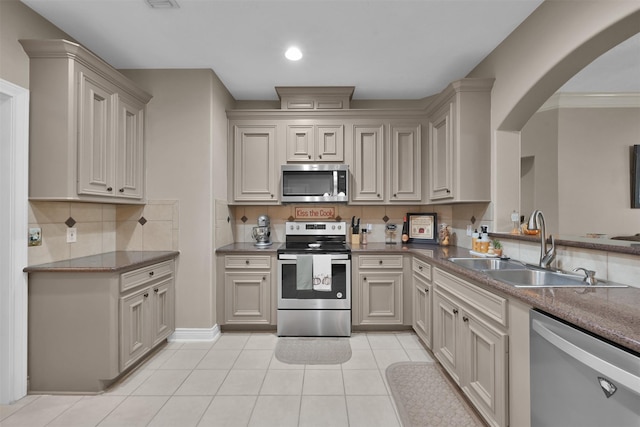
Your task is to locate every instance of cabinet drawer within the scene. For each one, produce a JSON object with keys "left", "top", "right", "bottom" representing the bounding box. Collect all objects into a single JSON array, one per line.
[
  {"left": 358, "top": 255, "right": 403, "bottom": 269},
  {"left": 225, "top": 255, "right": 271, "bottom": 269},
  {"left": 121, "top": 260, "right": 174, "bottom": 292},
  {"left": 412, "top": 258, "right": 432, "bottom": 281},
  {"left": 434, "top": 268, "right": 508, "bottom": 327}
]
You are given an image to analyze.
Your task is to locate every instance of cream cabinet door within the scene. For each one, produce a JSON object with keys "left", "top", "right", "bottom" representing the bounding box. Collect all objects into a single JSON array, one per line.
[
  {"left": 286, "top": 124, "right": 314, "bottom": 161},
  {"left": 233, "top": 125, "right": 277, "bottom": 202},
  {"left": 224, "top": 271, "right": 271, "bottom": 324},
  {"left": 316, "top": 124, "right": 344, "bottom": 162},
  {"left": 357, "top": 271, "right": 403, "bottom": 325},
  {"left": 352, "top": 125, "right": 384, "bottom": 202},
  {"left": 429, "top": 102, "right": 454, "bottom": 200},
  {"left": 115, "top": 95, "right": 145, "bottom": 199},
  {"left": 413, "top": 275, "right": 431, "bottom": 349},
  {"left": 151, "top": 278, "right": 175, "bottom": 347},
  {"left": 390, "top": 124, "right": 421, "bottom": 202},
  {"left": 120, "top": 289, "right": 151, "bottom": 371},
  {"left": 77, "top": 69, "right": 116, "bottom": 197},
  {"left": 432, "top": 289, "right": 462, "bottom": 384},
  {"left": 461, "top": 310, "right": 508, "bottom": 427}
]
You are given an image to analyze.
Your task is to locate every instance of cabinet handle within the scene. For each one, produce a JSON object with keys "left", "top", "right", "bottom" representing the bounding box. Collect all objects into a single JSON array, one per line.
[
  {"left": 245, "top": 260, "right": 250, "bottom": 265},
  {"left": 377, "top": 194, "right": 380, "bottom": 198},
  {"left": 363, "top": 277, "right": 367, "bottom": 281},
  {"left": 378, "top": 260, "right": 383, "bottom": 265},
  {"left": 154, "top": 288, "right": 159, "bottom": 293},
  {"left": 446, "top": 189, "right": 451, "bottom": 193},
  {"left": 144, "top": 293, "right": 149, "bottom": 298},
  {"left": 107, "top": 187, "right": 113, "bottom": 192},
  {"left": 425, "top": 289, "right": 429, "bottom": 293},
  {"left": 452, "top": 308, "right": 458, "bottom": 315},
  {"left": 119, "top": 188, "right": 124, "bottom": 193},
  {"left": 308, "top": 155, "right": 311, "bottom": 159},
  {"left": 262, "top": 276, "right": 266, "bottom": 281},
  {"left": 418, "top": 266, "right": 423, "bottom": 270},
  {"left": 318, "top": 155, "right": 322, "bottom": 159},
  {"left": 463, "top": 316, "right": 469, "bottom": 322},
  {"left": 393, "top": 194, "right": 397, "bottom": 198},
  {"left": 270, "top": 194, "right": 274, "bottom": 198},
  {"left": 149, "top": 271, "right": 154, "bottom": 277}
]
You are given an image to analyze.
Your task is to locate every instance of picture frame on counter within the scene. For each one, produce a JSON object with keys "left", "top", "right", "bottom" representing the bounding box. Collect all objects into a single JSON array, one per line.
[{"left": 407, "top": 212, "right": 437, "bottom": 244}]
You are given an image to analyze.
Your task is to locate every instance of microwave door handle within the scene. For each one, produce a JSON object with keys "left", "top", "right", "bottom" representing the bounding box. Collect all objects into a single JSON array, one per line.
[{"left": 333, "top": 171, "right": 338, "bottom": 196}]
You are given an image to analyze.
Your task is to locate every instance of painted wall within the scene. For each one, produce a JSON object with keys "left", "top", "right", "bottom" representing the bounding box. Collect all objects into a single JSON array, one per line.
[
  {"left": 0, "top": 0, "right": 70, "bottom": 87},
  {"left": 120, "top": 69, "right": 234, "bottom": 329}
]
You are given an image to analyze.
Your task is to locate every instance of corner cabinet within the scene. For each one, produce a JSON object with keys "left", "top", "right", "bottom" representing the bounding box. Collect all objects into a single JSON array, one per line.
[
  {"left": 427, "top": 78, "right": 494, "bottom": 203},
  {"left": 229, "top": 123, "right": 279, "bottom": 204},
  {"left": 432, "top": 267, "right": 508, "bottom": 427},
  {"left": 20, "top": 39, "right": 151, "bottom": 203},
  {"left": 26, "top": 255, "right": 177, "bottom": 393}
]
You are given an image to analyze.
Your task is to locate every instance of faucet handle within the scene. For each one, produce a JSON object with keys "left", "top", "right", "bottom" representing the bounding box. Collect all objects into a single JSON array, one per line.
[{"left": 573, "top": 267, "right": 597, "bottom": 285}]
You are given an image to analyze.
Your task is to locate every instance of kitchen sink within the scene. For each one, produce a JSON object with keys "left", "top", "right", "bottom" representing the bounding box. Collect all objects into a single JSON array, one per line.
[
  {"left": 484, "top": 269, "right": 628, "bottom": 288},
  {"left": 448, "top": 257, "right": 528, "bottom": 271}
]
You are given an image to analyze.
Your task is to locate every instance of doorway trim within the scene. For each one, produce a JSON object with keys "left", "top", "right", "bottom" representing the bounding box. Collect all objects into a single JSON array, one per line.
[{"left": 0, "top": 79, "right": 29, "bottom": 404}]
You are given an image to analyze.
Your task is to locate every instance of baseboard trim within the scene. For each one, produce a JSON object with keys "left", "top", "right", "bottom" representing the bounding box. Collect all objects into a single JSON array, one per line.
[{"left": 168, "top": 325, "right": 221, "bottom": 342}]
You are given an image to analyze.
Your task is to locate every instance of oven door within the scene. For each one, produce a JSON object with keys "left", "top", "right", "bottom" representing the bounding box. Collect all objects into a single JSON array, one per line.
[{"left": 278, "top": 253, "right": 351, "bottom": 309}]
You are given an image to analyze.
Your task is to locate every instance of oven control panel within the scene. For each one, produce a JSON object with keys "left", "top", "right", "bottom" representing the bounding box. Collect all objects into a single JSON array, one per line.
[{"left": 285, "top": 221, "right": 346, "bottom": 236}]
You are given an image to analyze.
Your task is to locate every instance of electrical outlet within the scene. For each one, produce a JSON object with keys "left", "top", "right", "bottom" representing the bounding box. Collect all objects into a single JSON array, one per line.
[
  {"left": 466, "top": 225, "right": 473, "bottom": 236},
  {"left": 29, "top": 227, "right": 42, "bottom": 246},
  {"left": 67, "top": 227, "right": 77, "bottom": 243}
]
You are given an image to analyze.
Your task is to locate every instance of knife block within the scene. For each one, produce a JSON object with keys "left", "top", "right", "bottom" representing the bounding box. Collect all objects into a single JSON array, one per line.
[{"left": 350, "top": 232, "right": 360, "bottom": 245}]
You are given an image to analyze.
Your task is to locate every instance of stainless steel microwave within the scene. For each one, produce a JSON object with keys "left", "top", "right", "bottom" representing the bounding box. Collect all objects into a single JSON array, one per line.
[{"left": 281, "top": 164, "right": 349, "bottom": 203}]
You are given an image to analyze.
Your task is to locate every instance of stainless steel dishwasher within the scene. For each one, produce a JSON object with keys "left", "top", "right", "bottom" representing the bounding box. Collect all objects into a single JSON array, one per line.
[{"left": 530, "top": 310, "right": 640, "bottom": 427}]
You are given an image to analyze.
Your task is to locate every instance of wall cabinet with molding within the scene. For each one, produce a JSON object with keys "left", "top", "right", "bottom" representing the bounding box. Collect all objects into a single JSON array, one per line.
[
  {"left": 286, "top": 122, "right": 345, "bottom": 162},
  {"left": 20, "top": 39, "right": 152, "bottom": 203},
  {"left": 427, "top": 78, "right": 494, "bottom": 203}
]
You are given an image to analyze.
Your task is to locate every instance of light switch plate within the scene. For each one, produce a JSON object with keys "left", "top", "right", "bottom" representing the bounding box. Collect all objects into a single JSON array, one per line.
[
  {"left": 67, "top": 227, "right": 77, "bottom": 243},
  {"left": 29, "top": 227, "right": 42, "bottom": 246}
]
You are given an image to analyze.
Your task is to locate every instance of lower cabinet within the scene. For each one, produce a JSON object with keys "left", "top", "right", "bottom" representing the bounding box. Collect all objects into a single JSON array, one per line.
[
  {"left": 222, "top": 255, "right": 273, "bottom": 325},
  {"left": 27, "top": 257, "right": 176, "bottom": 393},
  {"left": 433, "top": 267, "right": 508, "bottom": 427},
  {"left": 120, "top": 276, "right": 174, "bottom": 371},
  {"left": 354, "top": 255, "right": 404, "bottom": 325},
  {"left": 412, "top": 257, "right": 432, "bottom": 348}
]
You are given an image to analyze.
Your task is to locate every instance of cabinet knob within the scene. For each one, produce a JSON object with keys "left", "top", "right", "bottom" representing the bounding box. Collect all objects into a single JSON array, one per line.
[
  {"left": 245, "top": 260, "right": 250, "bottom": 265},
  {"left": 318, "top": 154, "right": 322, "bottom": 159},
  {"left": 149, "top": 271, "right": 154, "bottom": 277},
  {"left": 363, "top": 277, "right": 367, "bottom": 281},
  {"left": 378, "top": 260, "right": 383, "bottom": 265},
  {"left": 463, "top": 316, "right": 469, "bottom": 322},
  {"left": 144, "top": 293, "right": 149, "bottom": 298},
  {"left": 425, "top": 289, "right": 429, "bottom": 293},
  {"left": 262, "top": 276, "right": 266, "bottom": 281},
  {"left": 446, "top": 189, "right": 451, "bottom": 193},
  {"left": 453, "top": 308, "right": 458, "bottom": 315},
  {"left": 270, "top": 194, "right": 274, "bottom": 198},
  {"left": 308, "top": 155, "right": 311, "bottom": 159},
  {"left": 418, "top": 266, "right": 423, "bottom": 270},
  {"left": 393, "top": 194, "right": 397, "bottom": 198},
  {"left": 107, "top": 187, "right": 113, "bottom": 192},
  {"left": 154, "top": 288, "right": 159, "bottom": 293},
  {"left": 377, "top": 194, "right": 380, "bottom": 198},
  {"left": 119, "top": 188, "right": 124, "bottom": 193}
]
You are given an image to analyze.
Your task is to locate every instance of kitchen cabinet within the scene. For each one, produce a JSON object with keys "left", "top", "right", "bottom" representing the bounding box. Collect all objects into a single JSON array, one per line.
[
  {"left": 223, "top": 255, "right": 272, "bottom": 325},
  {"left": 20, "top": 39, "right": 151, "bottom": 203},
  {"left": 432, "top": 267, "right": 508, "bottom": 427},
  {"left": 427, "top": 78, "right": 494, "bottom": 203},
  {"left": 351, "top": 122, "right": 423, "bottom": 204},
  {"left": 354, "top": 255, "right": 404, "bottom": 325},
  {"left": 286, "top": 123, "right": 344, "bottom": 162},
  {"left": 412, "top": 257, "right": 432, "bottom": 349},
  {"left": 120, "top": 261, "right": 175, "bottom": 371},
  {"left": 231, "top": 124, "right": 278, "bottom": 203},
  {"left": 27, "top": 256, "right": 176, "bottom": 393}
]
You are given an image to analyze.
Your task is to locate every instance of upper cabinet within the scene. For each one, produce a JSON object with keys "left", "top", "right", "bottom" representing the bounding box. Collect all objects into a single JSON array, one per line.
[
  {"left": 427, "top": 78, "right": 494, "bottom": 203},
  {"left": 20, "top": 39, "right": 152, "bottom": 203},
  {"left": 285, "top": 122, "right": 345, "bottom": 162}
]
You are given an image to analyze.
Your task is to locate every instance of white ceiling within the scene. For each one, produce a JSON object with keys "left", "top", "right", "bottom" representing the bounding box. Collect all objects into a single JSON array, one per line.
[{"left": 20, "top": 0, "right": 640, "bottom": 101}]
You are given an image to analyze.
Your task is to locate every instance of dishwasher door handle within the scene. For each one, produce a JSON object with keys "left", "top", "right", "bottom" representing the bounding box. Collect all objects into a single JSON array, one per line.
[{"left": 532, "top": 319, "right": 640, "bottom": 393}]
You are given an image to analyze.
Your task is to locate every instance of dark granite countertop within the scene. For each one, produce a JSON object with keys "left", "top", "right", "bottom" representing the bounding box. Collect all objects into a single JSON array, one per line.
[
  {"left": 216, "top": 241, "right": 640, "bottom": 353},
  {"left": 24, "top": 251, "right": 180, "bottom": 273}
]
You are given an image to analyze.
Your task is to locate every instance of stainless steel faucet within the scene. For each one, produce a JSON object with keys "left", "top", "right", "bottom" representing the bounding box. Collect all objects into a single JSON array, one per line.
[
  {"left": 573, "top": 267, "right": 597, "bottom": 285},
  {"left": 527, "top": 210, "right": 556, "bottom": 269}
]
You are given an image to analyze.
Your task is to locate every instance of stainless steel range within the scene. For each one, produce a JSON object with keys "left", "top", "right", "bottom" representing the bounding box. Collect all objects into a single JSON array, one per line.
[{"left": 277, "top": 221, "right": 351, "bottom": 337}]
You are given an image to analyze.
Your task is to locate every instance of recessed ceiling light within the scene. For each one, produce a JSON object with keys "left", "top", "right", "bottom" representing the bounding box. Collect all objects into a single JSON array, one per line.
[
  {"left": 145, "top": 0, "right": 179, "bottom": 9},
  {"left": 285, "top": 47, "right": 303, "bottom": 61}
]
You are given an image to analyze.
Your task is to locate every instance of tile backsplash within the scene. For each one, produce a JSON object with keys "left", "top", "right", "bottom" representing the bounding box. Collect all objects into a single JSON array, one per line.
[{"left": 28, "top": 200, "right": 179, "bottom": 265}]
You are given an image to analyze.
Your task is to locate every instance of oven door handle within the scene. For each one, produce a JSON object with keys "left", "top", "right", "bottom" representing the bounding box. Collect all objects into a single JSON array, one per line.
[{"left": 278, "top": 253, "right": 350, "bottom": 260}]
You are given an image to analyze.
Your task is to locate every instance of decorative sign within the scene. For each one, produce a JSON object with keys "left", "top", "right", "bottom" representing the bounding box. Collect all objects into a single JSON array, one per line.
[
  {"left": 295, "top": 206, "right": 336, "bottom": 220},
  {"left": 407, "top": 212, "right": 438, "bottom": 244}
]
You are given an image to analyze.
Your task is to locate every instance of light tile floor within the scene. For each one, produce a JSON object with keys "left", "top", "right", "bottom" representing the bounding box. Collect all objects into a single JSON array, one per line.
[{"left": 0, "top": 331, "right": 436, "bottom": 427}]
